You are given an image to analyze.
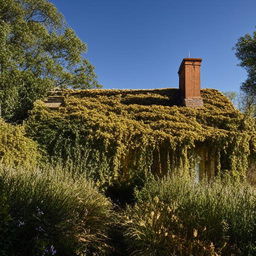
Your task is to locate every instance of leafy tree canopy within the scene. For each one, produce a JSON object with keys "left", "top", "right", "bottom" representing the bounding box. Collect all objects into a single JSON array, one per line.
[
  {"left": 235, "top": 30, "right": 256, "bottom": 96},
  {"left": 0, "top": 0, "right": 100, "bottom": 121}
]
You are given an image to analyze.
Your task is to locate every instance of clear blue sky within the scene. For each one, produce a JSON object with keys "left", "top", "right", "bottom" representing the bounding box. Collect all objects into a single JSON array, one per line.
[{"left": 50, "top": 0, "right": 256, "bottom": 92}]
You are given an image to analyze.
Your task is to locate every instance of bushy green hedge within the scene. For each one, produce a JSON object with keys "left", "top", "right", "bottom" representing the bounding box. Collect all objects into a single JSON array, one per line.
[
  {"left": 0, "top": 119, "right": 40, "bottom": 168},
  {"left": 123, "top": 175, "right": 256, "bottom": 256},
  {"left": 0, "top": 165, "right": 113, "bottom": 256}
]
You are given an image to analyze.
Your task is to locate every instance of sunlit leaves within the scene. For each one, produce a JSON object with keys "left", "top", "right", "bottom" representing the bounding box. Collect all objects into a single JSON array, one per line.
[
  {"left": 0, "top": 0, "right": 100, "bottom": 121},
  {"left": 0, "top": 118, "right": 40, "bottom": 167},
  {"left": 26, "top": 88, "right": 256, "bottom": 187}
]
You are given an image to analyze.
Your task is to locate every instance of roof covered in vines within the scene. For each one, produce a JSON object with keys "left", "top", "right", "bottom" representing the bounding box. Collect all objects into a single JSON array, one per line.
[
  {"left": 42, "top": 88, "right": 247, "bottom": 135},
  {"left": 27, "top": 88, "right": 256, "bottom": 182},
  {"left": 37, "top": 87, "right": 256, "bottom": 150}
]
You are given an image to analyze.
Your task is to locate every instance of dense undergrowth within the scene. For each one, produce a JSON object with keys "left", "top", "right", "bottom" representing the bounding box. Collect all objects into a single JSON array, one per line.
[
  {"left": 1, "top": 90, "right": 256, "bottom": 255},
  {"left": 0, "top": 163, "right": 255, "bottom": 256}
]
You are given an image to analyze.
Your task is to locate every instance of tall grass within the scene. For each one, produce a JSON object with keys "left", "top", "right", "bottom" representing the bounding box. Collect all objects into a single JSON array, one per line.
[
  {"left": 123, "top": 175, "right": 256, "bottom": 256},
  {"left": 0, "top": 164, "right": 113, "bottom": 256}
]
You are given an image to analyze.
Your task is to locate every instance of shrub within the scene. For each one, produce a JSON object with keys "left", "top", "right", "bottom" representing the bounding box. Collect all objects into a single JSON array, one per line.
[
  {"left": 123, "top": 175, "right": 256, "bottom": 256},
  {"left": 0, "top": 119, "right": 40, "bottom": 168},
  {"left": 0, "top": 165, "right": 113, "bottom": 256}
]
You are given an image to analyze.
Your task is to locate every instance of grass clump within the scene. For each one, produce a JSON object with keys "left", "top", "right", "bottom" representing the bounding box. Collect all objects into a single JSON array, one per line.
[
  {"left": 0, "top": 164, "right": 113, "bottom": 256},
  {"left": 123, "top": 175, "right": 256, "bottom": 256}
]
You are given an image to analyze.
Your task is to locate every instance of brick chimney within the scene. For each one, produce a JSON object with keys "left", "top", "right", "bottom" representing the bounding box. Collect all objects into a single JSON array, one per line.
[{"left": 178, "top": 58, "right": 203, "bottom": 108}]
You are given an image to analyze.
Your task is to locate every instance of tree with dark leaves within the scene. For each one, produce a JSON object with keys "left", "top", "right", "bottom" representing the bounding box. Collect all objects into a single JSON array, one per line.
[{"left": 235, "top": 30, "right": 256, "bottom": 95}]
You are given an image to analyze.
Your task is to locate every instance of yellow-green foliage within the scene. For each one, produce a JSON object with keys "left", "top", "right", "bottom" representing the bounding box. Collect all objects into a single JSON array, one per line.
[
  {"left": 0, "top": 119, "right": 40, "bottom": 167},
  {"left": 26, "top": 88, "right": 256, "bottom": 186},
  {"left": 0, "top": 164, "right": 113, "bottom": 255}
]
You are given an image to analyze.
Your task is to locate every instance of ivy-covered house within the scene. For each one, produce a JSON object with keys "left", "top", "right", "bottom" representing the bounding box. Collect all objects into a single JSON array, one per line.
[{"left": 27, "top": 58, "right": 256, "bottom": 185}]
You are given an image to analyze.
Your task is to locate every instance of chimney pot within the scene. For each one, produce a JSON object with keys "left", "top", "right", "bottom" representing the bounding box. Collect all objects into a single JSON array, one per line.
[{"left": 178, "top": 58, "right": 203, "bottom": 108}]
